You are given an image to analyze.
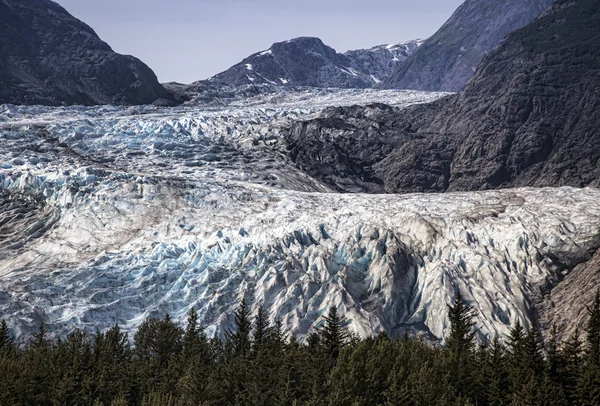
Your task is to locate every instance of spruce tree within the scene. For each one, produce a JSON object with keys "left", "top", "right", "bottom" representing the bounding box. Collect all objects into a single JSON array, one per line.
[
  {"left": 486, "top": 336, "right": 508, "bottom": 406},
  {"left": 225, "top": 298, "right": 253, "bottom": 358},
  {"left": 446, "top": 291, "right": 477, "bottom": 399},
  {"left": 0, "top": 319, "right": 13, "bottom": 353},
  {"left": 33, "top": 321, "right": 49, "bottom": 351},
  {"left": 537, "top": 374, "right": 568, "bottom": 406},
  {"left": 523, "top": 322, "right": 544, "bottom": 378},
  {"left": 563, "top": 328, "right": 584, "bottom": 404},
  {"left": 507, "top": 319, "right": 526, "bottom": 397},
  {"left": 576, "top": 363, "right": 600, "bottom": 406},
  {"left": 446, "top": 291, "right": 476, "bottom": 358},
  {"left": 586, "top": 290, "right": 600, "bottom": 366},
  {"left": 253, "top": 305, "right": 271, "bottom": 350},
  {"left": 320, "top": 306, "right": 349, "bottom": 359},
  {"left": 182, "top": 307, "right": 208, "bottom": 363},
  {"left": 546, "top": 325, "right": 562, "bottom": 382}
]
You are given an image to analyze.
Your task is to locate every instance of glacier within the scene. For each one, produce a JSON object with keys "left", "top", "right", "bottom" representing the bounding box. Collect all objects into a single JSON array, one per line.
[{"left": 1, "top": 88, "right": 599, "bottom": 343}]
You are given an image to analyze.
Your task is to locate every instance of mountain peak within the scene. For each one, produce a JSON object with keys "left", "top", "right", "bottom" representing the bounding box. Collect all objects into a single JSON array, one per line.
[
  {"left": 0, "top": 0, "right": 175, "bottom": 106},
  {"left": 383, "top": 0, "right": 556, "bottom": 91},
  {"left": 207, "top": 37, "right": 423, "bottom": 89}
]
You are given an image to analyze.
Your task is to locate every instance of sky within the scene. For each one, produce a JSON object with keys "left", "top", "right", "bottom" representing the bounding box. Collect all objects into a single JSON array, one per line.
[{"left": 56, "top": 0, "right": 464, "bottom": 84}]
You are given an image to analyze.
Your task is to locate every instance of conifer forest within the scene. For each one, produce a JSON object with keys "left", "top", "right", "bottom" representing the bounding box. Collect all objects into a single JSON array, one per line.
[{"left": 1, "top": 292, "right": 600, "bottom": 405}]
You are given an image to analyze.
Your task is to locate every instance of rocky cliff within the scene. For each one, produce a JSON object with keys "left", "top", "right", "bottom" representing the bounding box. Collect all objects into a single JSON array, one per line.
[
  {"left": 344, "top": 40, "right": 423, "bottom": 85},
  {"left": 0, "top": 0, "right": 175, "bottom": 106},
  {"left": 283, "top": 0, "right": 600, "bottom": 194},
  {"left": 382, "top": 0, "right": 555, "bottom": 91}
]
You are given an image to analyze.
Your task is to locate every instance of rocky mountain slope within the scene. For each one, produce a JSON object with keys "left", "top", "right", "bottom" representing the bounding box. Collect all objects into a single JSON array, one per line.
[
  {"left": 207, "top": 37, "right": 422, "bottom": 89},
  {"left": 0, "top": 0, "right": 175, "bottom": 106},
  {"left": 344, "top": 40, "right": 423, "bottom": 85},
  {"left": 382, "top": 0, "right": 555, "bottom": 91},
  {"left": 282, "top": 0, "right": 600, "bottom": 194}
]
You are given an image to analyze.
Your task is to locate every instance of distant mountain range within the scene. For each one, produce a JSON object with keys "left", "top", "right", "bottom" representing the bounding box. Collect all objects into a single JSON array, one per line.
[
  {"left": 0, "top": 0, "right": 560, "bottom": 106},
  {"left": 0, "top": 0, "right": 175, "bottom": 106},
  {"left": 206, "top": 37, "right": 423, "bottom": 89}
]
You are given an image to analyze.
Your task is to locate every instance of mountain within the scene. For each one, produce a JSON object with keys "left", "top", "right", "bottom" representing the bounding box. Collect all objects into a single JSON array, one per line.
[
  {"left": 344, "top": 40, "right": 424, "bottom": 85},
  {"left": 282, "top": 0, "right": 600, "bottom": 194},
  {"left": 207, "top": 37, "right": 422, "bottom": 89},
  {"left": 0, "top": 0, "right": 175, "bottom": 106},
  {"left": 382, "top": 0, "right": 555, "bottom": 91}
]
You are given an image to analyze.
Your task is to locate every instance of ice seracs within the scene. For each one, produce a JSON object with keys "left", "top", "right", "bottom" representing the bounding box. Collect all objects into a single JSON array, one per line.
[{"left": 0, "top": 88, "right": 598, "bottom": 344}]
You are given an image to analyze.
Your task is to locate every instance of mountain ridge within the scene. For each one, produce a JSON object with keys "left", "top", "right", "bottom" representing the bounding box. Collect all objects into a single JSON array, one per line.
[
  {"left": 0, "top": 0, "right": 176, "bottom": 106},
  {"left": 281, "top": 0, "right": 600, "bottom": 194},
  {"left": 206, "top": 37, "right": 423, "bottom": 89},
  {"left": 382, "top": 0, "right": 556, "bottom": 91}
]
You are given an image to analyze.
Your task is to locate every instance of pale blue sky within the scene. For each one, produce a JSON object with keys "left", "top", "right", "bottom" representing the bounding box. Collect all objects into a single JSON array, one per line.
[{"left": 56, "top": 0, "right": 464, "bottom": 84}]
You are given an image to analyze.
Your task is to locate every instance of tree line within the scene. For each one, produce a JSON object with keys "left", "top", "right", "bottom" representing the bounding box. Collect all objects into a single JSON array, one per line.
[{"left": 1, "top": 291, "right": 600, "bottom": 405}]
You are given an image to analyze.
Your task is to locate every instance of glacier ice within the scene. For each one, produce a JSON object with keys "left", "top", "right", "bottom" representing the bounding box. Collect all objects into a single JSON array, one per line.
[{"left": 0, "top": 88, "right": 599, "bottom": 343}]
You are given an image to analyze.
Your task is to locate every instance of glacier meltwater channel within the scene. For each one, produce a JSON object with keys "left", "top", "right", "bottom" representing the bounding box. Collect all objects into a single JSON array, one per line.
[{"left": 0, "top": 88, "right": 599, "bottom": 343}]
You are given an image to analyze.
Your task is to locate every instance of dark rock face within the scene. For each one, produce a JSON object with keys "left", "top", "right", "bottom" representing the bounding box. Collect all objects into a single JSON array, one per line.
[
  {"left": 209, "top": 37, "right": 421, "bottom": 89},
  {"left": 281, "top": 0, "right": 600, "bottom": 194},
  {"left": 538, "top": 247, "right": 600, "bottom": 343},
  {"left": 383, "top": 0, "right": 555, "bottom": 91},
  {"left": 0, "top": 0, "right": 175, "bottom": 106},
  {"left": 344, "top": 40, "right": 423, "bottom": 85}
]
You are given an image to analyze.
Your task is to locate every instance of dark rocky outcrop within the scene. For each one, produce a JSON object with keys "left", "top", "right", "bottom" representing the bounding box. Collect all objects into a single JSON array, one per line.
[
  {"left": 538, "top": 247, "right": 600, "bottom": 343},
  {"left": 281, "top": 0, "right": 600, "bottom": 194},
  {"left": 344, "top": 40, "right": 423, "bottom": 85},
  {"left": 208, "top": 37, "right": 422, "bottom": 89},
  {"left": 383, "top": 0, "right": 555, "bottom": 91},
  {"left": 0, "top": 0, "right": 175, "bottom": 106}
]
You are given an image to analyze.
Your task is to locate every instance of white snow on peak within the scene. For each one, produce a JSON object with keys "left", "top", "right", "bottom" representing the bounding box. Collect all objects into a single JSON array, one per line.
[
  {"left": 279, "top": 78, "right": 289, "bottom": 84},
  {"left": 259, "top": 49, "right": 273, "bottom": 56},
  {"left": 245, "top": 63, "right": 254, "bottom": 70},
  {"left": 370, "top": 75, "right": 381, "bottom": 84}
]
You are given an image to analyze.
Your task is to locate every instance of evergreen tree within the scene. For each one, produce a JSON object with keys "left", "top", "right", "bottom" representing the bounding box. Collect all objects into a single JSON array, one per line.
[
  {"left": 252, "top": 305, "right": 271, "bottom": 350},
  {"left": 181, "top": 307, "right": 208, "bottom": 363},
  {"left": 0, "top": 319, "right": 13, "bottom": 353},
  {"left": 446, "top": 291, "right": 476, "bottom": 358},
  {"left": 33, "top": 321, "right": 49, "bottom": 351},
  {"left": 225, "top": 298, "right": 252, "bottom": 358},
  {"left": 486, "top": 336, "right": 509, "bottom": 406},
  {"left": 563, "top": 328, "right": 584, "bottom": 404},
  {"left": 511, "top": 372, "right": 538, "bottom": 406},
  {"left": 134, "top": 314, "right": 184, "bottom": 397},
  {"left": 507, "top": 319, "right": 526, "bottom": 397},
  {"left": 576, "top": 363, "right": 600, "bottom": 406},
  {"left": 94, "top": 324, "right": 132, "bottom": 405},
  {"left": 546, "top": 325, "right": 563, "bottom": 382},
  {"left": 586, "top": 290, "right": 600, "bottom": 366},
  {"left": 523, "top": 321, "right": 544, "bottom": 378},
  {"left": 320, "top": 306, "right": 349, "bottom": 359},
  {"left": 446, "top": 291, "right": 477, "bottom": 399},
  {"left": 537, "top": 374, "right": 568, "bottom": 406}
]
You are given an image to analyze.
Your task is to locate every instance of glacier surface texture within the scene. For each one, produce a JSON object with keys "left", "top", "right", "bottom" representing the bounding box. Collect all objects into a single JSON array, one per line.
[{"left": 0, "top": 89, "right": 599, "bottom": 342}]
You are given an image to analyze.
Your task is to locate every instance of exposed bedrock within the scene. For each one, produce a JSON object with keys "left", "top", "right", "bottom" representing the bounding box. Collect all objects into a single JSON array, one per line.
[{"left": 281, "top": 0, "right": 600, "bottom": 194}]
